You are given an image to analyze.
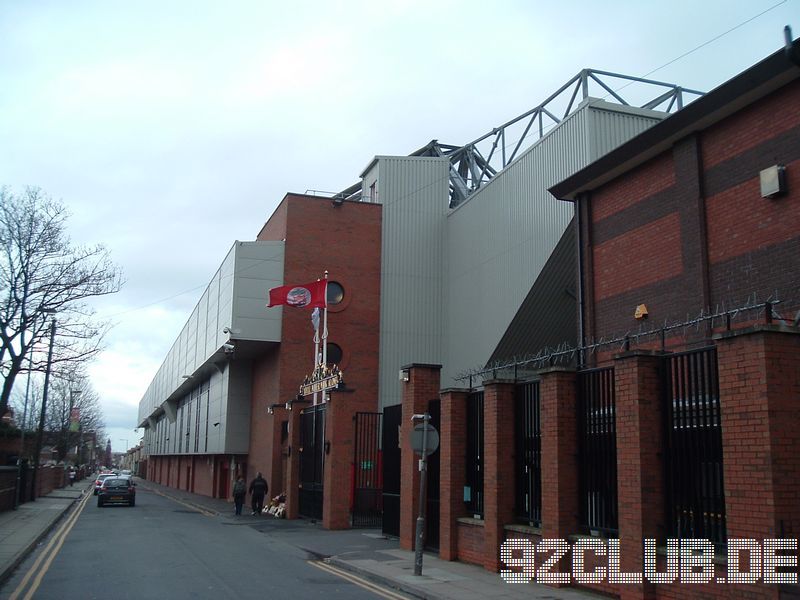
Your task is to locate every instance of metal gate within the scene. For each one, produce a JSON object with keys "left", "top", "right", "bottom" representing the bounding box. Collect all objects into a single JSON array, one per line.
[
  {"left": 515, "top": 381, "right": 541, "bottom": 527},
  {"left": 577, "top": 367, "right": 618, "bottom": 536},
  {"left": 381, "top": 404, "right": 402, "bottom": 537},
  {"left": 353, "top": 412, "right": 382, "bottom": 528},
  {"left": 425, "top": 399, "right": 441, "bottom": 551},
  {"left": 299, "top": 403, "right": 326, "bottom": 520},
  {"left": 664, "top": 346, "right": 726, "bottom": 546}
]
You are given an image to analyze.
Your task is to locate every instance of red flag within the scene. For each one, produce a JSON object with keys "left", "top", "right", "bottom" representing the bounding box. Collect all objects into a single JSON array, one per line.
[{"left": 267, "top": 280, "right": 327, "bottom": 309}]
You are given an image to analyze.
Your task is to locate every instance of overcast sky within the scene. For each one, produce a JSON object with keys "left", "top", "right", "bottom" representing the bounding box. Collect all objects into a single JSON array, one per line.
[{"left": 1, "top": 0, "right": 796, "bottom": 453}]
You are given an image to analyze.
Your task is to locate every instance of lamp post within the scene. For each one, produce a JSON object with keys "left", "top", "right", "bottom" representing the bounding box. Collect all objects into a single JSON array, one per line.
[
  {"left": 14, "top": 346, "right": 35, "bottom": 509},
  {"left": 30, "top": 313, "right": 57, "bottom": 502}
]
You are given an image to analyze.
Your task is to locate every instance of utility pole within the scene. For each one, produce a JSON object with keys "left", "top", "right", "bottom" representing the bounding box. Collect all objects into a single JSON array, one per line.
[{"left": 30, "top": 316, "right": 56, "bottom": 502}]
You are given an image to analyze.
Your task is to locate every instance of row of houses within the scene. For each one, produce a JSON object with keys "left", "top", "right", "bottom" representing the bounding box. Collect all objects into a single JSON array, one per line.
[{"left": 137, "top": 39, "right": 800, "bottom": 599}]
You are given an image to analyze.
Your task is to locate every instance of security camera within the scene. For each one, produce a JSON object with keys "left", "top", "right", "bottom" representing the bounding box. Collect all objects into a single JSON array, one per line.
[
  {"left": 222, "top": 327, "right": 230, "bottom": 334},
  {"left": 223, "top": 342, "right": 235, "bottom": 354}
]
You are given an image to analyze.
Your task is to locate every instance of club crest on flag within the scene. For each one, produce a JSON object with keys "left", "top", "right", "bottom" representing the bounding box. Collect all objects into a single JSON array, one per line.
[
  {"left": 267, "top": 279, "right": 327, "bottom": 309},
  {"left": 287, "top": 287, "right": 312, "bottom": 307}
]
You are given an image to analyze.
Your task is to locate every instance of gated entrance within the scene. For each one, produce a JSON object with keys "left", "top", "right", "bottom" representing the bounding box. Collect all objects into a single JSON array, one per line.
[
  {"left": 381, "top": 404, "right": 402, "bottom": 537},
  {"left": 577, "top": 366, "right": 618, "bottom": 536},
  {"left": 353, "top": 412, "right": 382, "bottom": 528},
  {"left": 299, "top": 403, "right": 326, "bottom": 520},
  {"left": 664, "top": 346, "right": 726, "bottom": 546},
  {"left": 425, "top": 399, "right": 441, "bottom": 551}
]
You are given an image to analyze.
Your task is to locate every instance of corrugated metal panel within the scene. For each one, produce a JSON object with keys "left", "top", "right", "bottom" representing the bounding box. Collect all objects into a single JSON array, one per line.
[
  {"left": 378, "top": 156, "right": 450, "bottom": 410},
  {"left": 441, "top": 100, "right": 665, "bottom": 385},
  {"left": 587, "top": 102, "right": 667, "bottom": 160},
  {"left": 137, "top": 241, "right": 284, "bottom": 426}
]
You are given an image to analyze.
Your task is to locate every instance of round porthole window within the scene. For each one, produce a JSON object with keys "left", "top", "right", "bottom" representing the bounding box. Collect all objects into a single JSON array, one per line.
[
  {"left": 327, "top": 281, "right": 344, "bottom": 305},
  {"left": 326, "top": 343, "right": 343, "bottom": 366}
]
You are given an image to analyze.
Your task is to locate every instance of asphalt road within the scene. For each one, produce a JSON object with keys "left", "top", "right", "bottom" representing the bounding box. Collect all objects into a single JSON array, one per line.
[{"left": 1, "top": 485, "right": 406, "bottom": 600}]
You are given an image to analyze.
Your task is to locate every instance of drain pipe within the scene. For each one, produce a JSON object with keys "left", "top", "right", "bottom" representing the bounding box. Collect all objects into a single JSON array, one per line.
[{"left": 574, "top": 197, "right": 586, "bottom": 367}]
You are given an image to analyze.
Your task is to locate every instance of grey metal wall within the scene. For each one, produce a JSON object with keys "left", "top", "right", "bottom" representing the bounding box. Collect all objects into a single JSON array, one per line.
[
  {"left": 442, "top": 99, "right": 666, "bottom": 386},
  {"left": 376, "top": 156, "right": 450, "bottom": 410},
  {"left": 139, "top": 240, "right": 283, "bottom": 455}
]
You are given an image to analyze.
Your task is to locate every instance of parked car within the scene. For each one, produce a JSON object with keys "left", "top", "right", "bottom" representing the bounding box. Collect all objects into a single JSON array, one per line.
[
  {"left": 97, "top": 477, "right": 136, "bottom": 507},
  {"left": 93, "top": 473, "right": 116, "bottom": 495}
]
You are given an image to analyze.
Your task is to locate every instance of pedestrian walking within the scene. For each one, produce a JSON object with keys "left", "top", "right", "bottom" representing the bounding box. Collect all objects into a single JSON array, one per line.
[
  {"left": 248, "top": 472, "right": 268, "bottom": 515},
  {"left": 232, "top": 476, "right": 246, "bottom": 516},
  {"left": 68, "top": 469, "right": 75, "bottom": 486}
]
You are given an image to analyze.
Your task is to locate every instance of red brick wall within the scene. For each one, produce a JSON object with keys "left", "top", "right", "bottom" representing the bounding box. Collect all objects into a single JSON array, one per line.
[
  {"left": 592, "top": 157, "right": 675, "bottom": 221},
  {"left": 400, "top": 365, "right": 441, "bottom": 549},
  {"left": 482, "top": 380, "right": 517, "bottom": 572},
  {"left": 439, "top": 389, "right": 470, "bottom": 561},
  {"left": 251, "top": 194, "right": 381, "bottom": 525},
  {"left": 593, "top": 213, "right": 682, "bottom": 301},
  {"left": 456, "top": 520, "right": 486, "bottom": 567},
  {"left": 701, "top": 80, "right": 800, "bottom": 169}
]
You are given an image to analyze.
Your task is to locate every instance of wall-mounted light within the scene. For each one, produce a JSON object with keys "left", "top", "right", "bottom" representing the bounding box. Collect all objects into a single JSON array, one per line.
[
  {"left": 213, "top": 422, "right": 220, "bottom": 427},
  {"left": 760, "top": 165, "right": 787, "bottom": 198},
  {"left": 399, "top": 369, "right": 409, "bottom": 382}
]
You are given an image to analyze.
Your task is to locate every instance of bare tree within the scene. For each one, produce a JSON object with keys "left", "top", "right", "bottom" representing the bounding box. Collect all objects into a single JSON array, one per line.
[
  {"left": 10, "top": 374, "right": 106, "bottom": 460},
  {"left": 0, "top": 186, "right": 123, "bottom": 418}
]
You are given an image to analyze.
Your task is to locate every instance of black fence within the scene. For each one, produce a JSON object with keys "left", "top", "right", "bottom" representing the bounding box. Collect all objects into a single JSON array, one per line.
[
  {"left": 425, "top": 399, "right": 441, "bottom": 551},
  {"left": 664, "top": 346, "right": 726, "bottom": 546},
  {"left": 381, "top": 404, "right": 402, "bottom": 537},
  {"left": 299, "top": 404, "right": 326, "bottom": 520},
  {"left": 465, "top": 391, "right": 484, "bottom": 518},
  {"left": 514, "top": 381, "right": 541, "bottom": 527},
  {"left": 577, "top": 367, "right": 618, "bottom": 535},
  {"left": 352, "top": 412, "right": 382, "bottom": 528}
]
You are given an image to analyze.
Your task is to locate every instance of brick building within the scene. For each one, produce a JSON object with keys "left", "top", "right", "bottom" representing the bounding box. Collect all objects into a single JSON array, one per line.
[
  {"left": 140, "top": 193, "right": 381, "bottom": 529},
  {"left": 397, "top": 38, "right": 799, "bottom": 599}
]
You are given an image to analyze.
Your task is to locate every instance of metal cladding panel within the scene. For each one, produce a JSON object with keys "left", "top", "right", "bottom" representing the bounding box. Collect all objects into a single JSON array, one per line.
[
  {"left": 587, "top": 103, "right": 667, "bottom": 160},
  {"left": 138, "top": 241, "right": 284, "bottom": 426},
  {"left": 222, "top": 360, "right": 251, "bottom": 454},
  {"left": 378, "top": 156, "right": 450, "bottom": 410},
  {"left": 442, "top": 101, "right": 664, "bottom": 385},
  {"left": 231, "top": 241, "right": 284, "bottom": 341}
]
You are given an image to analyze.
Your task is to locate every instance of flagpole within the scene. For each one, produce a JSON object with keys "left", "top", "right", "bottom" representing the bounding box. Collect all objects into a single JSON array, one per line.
[{"left": 322, "top": 271, "right": 329, "bottom": 401}]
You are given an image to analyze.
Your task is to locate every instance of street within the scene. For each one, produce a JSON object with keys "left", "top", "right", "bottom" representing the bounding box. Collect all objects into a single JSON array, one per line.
[{"left": 1, "top": 484, "right": 410, "bottom": 600}]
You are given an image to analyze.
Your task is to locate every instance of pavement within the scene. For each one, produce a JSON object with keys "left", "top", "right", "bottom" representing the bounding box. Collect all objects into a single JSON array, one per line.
[{"left": 0, "top": 477, "right": 600, "bottom": 600}]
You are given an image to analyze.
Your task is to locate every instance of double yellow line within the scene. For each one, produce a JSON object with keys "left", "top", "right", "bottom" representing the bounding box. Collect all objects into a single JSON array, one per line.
[
  {"left": 308, "top": 560, "right": 411, "bottom": 600},
  {"left": 9, "top": 491, "right": 92, "bottom": 600}
]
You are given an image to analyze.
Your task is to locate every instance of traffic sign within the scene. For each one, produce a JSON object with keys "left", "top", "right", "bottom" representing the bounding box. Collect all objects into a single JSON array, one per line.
[{"left": 410, "top": 422, "right": 439, "bottom": 456}]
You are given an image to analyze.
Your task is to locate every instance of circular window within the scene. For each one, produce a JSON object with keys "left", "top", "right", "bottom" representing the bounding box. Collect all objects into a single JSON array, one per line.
[
  {"left": 327, "top": 281, "right": 344, "bottom": 305},
  {"left": 326, "top": 343, "right": 343, "bottom": 366}
]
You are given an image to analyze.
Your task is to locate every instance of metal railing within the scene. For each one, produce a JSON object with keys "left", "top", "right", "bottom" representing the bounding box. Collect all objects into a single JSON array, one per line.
[
  {"left": 578, "top": 367, "right": 618, "bottom": 536},
  {"left": 664, "top": 347, "right": 726, "bottom": 546},
  {"left": 514, "top": 381, "right": 541, "bottom": 527},
  {"left": 464, "top": 391, "right": 484, "bottom": 518}
]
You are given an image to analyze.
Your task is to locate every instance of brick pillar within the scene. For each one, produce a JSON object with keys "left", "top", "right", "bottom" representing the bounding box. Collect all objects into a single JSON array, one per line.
[
  {"left": 540, "top": 367, "right": 578, "bottom": 584},
  {"left": 323, "top": 396, "right": 353, "bottom": 530},
  {"left": 284, "top": 407, "right": 302, "bottom": 520},
  {"left": 439, "top": 388, "right": 470, "bottom": 561},
  {"left": 613, "top": 351, "right": 665, "bottom": 600},
  {"left": 483, "top": 379, "right": 517, "bottom": 572},
  {"left": 399, "top": 364, "right": 441, "bottom": 551},
  {"left": 715, "top": 326, "right": 800, "bottom": 541}
]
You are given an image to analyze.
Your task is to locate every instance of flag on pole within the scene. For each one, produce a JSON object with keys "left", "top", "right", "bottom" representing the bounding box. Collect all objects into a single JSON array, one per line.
[
  {"left": 311, "top": 307, "right": 320, "bottom": 332},
  {"left": 267, "top": 280, "right": 327, "bottom": 309}
]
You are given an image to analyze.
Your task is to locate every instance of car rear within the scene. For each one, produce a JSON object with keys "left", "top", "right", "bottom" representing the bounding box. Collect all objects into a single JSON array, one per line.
[
  {"left": 97, "top": 477, "right": 136, "bottom": 507},
  {"left": 93, "top": 473, "right": 114, "bottom": 495}
]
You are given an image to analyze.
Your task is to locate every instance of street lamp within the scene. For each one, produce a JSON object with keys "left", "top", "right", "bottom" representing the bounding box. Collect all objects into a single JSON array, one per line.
[{"left": 30, "top": 311, "right": 57, "bottom": 502}]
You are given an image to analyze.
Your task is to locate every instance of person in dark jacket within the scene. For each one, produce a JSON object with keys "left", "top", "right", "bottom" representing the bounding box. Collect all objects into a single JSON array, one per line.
[
  {"left": 232, "top": 476, "right": 246, "bottom": 516},
  {"left": 248, "top": 472, "right": 269, "bottom": 515}
]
